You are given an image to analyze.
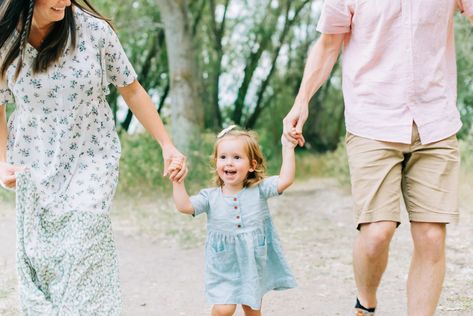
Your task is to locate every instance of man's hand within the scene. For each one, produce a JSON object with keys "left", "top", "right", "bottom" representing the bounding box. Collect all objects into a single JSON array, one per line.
[{"left": 283, "top": 102, "right": 307, "bottom": 147}]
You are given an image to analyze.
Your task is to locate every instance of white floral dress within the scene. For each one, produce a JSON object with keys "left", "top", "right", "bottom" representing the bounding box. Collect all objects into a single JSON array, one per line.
[{"left": 0, "top": 9, "right": 137, "bottom": 315}]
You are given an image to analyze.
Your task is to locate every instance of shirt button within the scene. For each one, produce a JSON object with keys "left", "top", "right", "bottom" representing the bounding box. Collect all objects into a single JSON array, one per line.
[
  {"left": 233, "top": 198, "right": 237, "bottom": 201},
  {"left": 237, "top": 224, "right": 241, "bottom": 228},
  {"left": 234, "top": 206, "right": 237, "bottom": 209},
  {"left": 236, "top": 216, "right": 240, "bottom": 219}
]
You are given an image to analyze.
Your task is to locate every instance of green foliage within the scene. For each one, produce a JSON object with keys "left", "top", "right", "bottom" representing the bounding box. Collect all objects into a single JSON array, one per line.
[
  {"left": 455, "top": 17, "right": 473, "bottom": 138},
  {"left": 460, "top": 132, "right": 473, "bottom": 173}
]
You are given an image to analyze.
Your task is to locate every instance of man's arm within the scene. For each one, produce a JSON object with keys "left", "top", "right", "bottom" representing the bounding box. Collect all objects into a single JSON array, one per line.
[{"left": 283, "top": 33, "right": 345, "bottom": 144}]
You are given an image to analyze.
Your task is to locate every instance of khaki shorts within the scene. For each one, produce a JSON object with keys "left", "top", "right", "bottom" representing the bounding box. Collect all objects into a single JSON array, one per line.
[{"left": 345, "top": 125, "right": 460, "bottom": 229}]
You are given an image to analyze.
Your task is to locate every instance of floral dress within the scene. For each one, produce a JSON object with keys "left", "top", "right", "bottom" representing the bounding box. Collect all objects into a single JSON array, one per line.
[
  {"left": 190, "top": 176, "right": 297, "bottom": 310},
  {"left": 0, "top": 9, "right": 137, "bottom": 315}
]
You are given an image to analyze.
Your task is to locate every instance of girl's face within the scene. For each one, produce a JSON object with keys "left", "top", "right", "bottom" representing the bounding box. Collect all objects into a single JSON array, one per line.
[
  {"left": 216, "top": 137, "right": 255, "bottom": 189},
  {"left": 33, "top": 0, "right": 71, "bottom": 27}
]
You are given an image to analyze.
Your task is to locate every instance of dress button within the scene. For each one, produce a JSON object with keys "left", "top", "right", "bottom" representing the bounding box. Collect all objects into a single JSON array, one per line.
[
  {"left": 234, "top": 206, "right": 237, "bottom": 209},
  {"left": 233, "top": 198, "right": 237, "bottom": 201},
  {"left": 236, "top": 216, "right": 240, "bottom": 219},
  {"left": 237, "top": 224, "right": 241, "bottom": 228}
]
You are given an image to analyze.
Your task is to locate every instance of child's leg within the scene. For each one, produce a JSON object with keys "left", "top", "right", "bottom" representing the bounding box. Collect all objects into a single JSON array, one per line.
[
  {"left": 211, "top": 304, "right": 237, "bottom": 316},
  {"left": 242, "top": 305, "right": 262, "bottom": 316}
]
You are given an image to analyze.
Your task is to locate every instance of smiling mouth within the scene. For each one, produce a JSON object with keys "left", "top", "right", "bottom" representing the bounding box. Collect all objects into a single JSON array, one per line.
[
  {"left": 224, "top": 170, "right": 237, "bottom": 175},
  {"left": 52, "top": 7, "right": 66, "bottom": 12}
]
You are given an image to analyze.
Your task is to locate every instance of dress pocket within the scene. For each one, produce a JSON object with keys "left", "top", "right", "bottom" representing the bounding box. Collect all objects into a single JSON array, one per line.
[
  {"left": 206, "top": 242, "right": 240, "bottom": 280},
  {"left": 254, "top": 234, "right": 268, "bottom": 276}
]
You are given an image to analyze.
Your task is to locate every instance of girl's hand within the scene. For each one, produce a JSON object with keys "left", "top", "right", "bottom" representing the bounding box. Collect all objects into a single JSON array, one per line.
[
  {"left": 0, "top": 162, "right": 25, "bottom": 190},
  {"left": 162, "top": 144, "right": 188, "bottom": 183},
  {"left": 281, "top": 133, "right": 298, "bottom": 149}
]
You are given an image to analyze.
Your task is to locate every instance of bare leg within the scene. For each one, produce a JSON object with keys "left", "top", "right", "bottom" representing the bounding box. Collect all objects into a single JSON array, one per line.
[
  {"left": 211, "top": 304, "right": 237, "bottom": 316},
  {"left": 242, "top": 304, "right": 262, "bottom": 316},
  {"left": 407, "top": 222, "right": 446, "bottom": 316},
  {"left": 353, "top": 221, "right": 397, "bottom": 308}
]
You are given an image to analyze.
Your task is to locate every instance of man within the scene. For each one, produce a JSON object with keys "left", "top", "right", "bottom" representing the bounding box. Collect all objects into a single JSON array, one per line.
[{"left": 283, "top": 1, "right": 473, "bottom": 315}]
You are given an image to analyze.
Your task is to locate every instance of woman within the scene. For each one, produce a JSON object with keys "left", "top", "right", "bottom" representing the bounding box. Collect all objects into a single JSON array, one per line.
[{"left": 0, "top": 0, "right": 187, "bottom": 314}]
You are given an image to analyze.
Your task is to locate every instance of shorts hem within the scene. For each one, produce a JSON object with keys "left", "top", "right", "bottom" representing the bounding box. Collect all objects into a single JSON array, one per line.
[
  {"left": 409, "top": 211, "right": 459, "bottom": 225},
  {"left": 356, "top": 210, "right": 400, "bottom": 230}
]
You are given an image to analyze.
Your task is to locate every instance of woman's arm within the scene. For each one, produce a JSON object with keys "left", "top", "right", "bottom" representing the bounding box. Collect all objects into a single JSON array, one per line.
[
  {"left": 277, "top": 135, "right": 297, "bottom": 193},
  {"left": 172, "top": 181, "right": 195, "bottom": 215},
  {"left": 118, "top": 80, "right": 187, "bottom": 181},
  {"left": 0, "top": 106, "right": 7, "bottom": 163},
  {"left": 0, "top": 106, "right": 23, "bottom": 189}
]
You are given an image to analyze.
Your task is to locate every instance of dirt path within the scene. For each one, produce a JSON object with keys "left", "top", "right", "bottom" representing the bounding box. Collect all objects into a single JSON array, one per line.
[{"left": 1, "top": 178, "right": 472, "bottom": 315}]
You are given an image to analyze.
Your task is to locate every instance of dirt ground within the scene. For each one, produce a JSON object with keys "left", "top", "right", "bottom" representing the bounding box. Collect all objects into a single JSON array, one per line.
[{"left": 1, "top": 177, "right": 472, "bottom": 315}]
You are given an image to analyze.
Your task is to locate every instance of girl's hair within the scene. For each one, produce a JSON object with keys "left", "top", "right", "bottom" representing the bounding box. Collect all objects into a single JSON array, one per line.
[
  {"left": 0, "top": 0, "right": 112, "bottom": 80},
  {"left": 212, "top": 127, "right": 267, "bottom": 188}
]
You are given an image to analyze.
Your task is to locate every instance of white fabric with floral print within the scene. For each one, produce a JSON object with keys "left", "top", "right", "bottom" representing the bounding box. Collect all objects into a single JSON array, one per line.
[{"left": 0, "top": 8, "right": 137, "bottom": 315}]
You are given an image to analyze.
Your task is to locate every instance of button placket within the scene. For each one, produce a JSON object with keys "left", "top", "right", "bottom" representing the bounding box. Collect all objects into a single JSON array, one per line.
[{"left": 233, "top": 197, "right": 241, "bottom": 228}]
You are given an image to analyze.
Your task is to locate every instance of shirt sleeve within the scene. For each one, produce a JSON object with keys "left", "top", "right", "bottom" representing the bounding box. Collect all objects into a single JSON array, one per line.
[
  {"left": 101, "top": 23, "right": 137, "bottom": 88},
  {"left": 458, "top": 0, "right": 473, "bottom": 16},
  {"left": 316, "top": 0, "right": 353, "bottom": 34},
  {"left": 190, "top": 188, "right": 211, "bottom": 217},
  {"left": 258, "top": 176, "right": 281, "bottom": 199},
  {"left": 0, "top": 83, "right": 14, "bottom": 106},
  {"left": 0, "top": 50, "right": 14, "bottom": 105}
]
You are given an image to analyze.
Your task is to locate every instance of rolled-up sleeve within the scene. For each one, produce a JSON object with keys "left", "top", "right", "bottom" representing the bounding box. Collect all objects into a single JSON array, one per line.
[
  {"left": 258, "top": 176, "right": 281, "bottom": 199},
  {"left": 316, "top": 0, "right": 353, "bottom": 34},
  {"left": 190, "top": 188, "right": 211, "bottom": 217},
  {"left": 458, "top": 0, "right": 473, "bottom": 16}
]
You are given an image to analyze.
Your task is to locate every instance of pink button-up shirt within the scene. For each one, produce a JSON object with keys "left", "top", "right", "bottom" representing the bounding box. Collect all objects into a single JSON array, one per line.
[{"left": 317, "top": 0, "right": 473, "bottom": 144}]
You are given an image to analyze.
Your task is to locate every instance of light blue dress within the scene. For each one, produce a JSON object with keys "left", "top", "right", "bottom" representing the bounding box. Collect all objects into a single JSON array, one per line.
[{"left": 190, "top": 176, "right": 297, "bottom": 310}]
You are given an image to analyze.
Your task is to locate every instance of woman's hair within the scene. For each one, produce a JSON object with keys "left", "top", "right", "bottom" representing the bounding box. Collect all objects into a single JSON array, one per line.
[
  {"left": 0, "top": 0, "right": 111, "bottom": 80},
  {"left": 211, "top": 127, "right": 267, "bottom": 188}
]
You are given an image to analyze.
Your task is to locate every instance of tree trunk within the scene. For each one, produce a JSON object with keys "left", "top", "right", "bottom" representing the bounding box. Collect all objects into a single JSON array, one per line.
[{"left": 156, "top": 0, "right": 203, "bottom": 152}]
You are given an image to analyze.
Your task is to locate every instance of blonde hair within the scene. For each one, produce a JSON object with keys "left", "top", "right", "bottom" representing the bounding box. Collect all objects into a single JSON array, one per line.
[{"left": 212, "top": 128, "right": 266, "bottom": 188}]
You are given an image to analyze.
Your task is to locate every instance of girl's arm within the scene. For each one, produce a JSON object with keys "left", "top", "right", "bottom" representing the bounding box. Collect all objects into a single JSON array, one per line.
[
  {"left": 172, "top": 181, "right": 195, "bottom": 215},
  {"left": 277, "top": 135, "right": 297, "bottom": 193},
  {"left": 118, "top": 80, "right": 187, "bottom": 181}
]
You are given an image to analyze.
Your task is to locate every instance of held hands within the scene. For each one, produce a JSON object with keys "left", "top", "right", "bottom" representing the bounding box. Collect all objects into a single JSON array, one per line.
[
  {"left": 0, "top": 162, "right": 25, "bottom": 191},
  {"left": 281, "top": 132, "right": 298, "bottom": 149},
  {"left": 162, "top": 144, "right": 188, "bottom": 183},
  {"left": 282, "top": 102, "right": 307, "bottom": 147}
]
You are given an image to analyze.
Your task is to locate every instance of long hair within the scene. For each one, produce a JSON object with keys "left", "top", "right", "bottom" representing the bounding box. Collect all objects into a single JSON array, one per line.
[
  {"left": 0, "top": 0, "right": 112, "bottom": 80},
  {"left": 211, "top": 128, "right": 267, "bottom": 188}
]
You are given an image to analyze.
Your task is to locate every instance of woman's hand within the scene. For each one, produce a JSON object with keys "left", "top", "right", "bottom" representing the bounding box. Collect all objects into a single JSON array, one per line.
[
  {"left": 0, "top": 162, "right": 24, "bottom": 190},
  {"left": 162, "top": 144, "right": 188, "bottom": 183},
  {"left": 282, "top": 102, "right": 307, "bottom": 147}
]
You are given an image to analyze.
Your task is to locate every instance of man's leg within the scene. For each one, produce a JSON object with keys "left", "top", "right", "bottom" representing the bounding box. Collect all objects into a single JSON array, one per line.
[
  {"left": 407, "top": 222, "right": 446, "bottom": 316},
  {"left": 401, "top": 130, "right": 459, "bottom": 315},
  {"left": 353, "top": 221, "right": 397, "bottom": 308}
]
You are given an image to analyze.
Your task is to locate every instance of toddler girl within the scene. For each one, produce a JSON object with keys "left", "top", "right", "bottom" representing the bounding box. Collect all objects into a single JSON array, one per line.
[{"left": 172, "top": 126, "right": 297, "bottom": 316}]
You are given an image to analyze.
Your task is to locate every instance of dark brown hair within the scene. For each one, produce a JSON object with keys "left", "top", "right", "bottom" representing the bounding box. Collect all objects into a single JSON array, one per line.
[{"left": 0, "top": 0, "right": 112, "bottom": 80}]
